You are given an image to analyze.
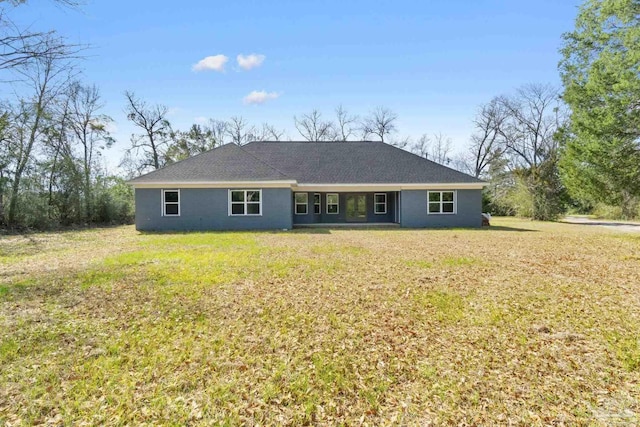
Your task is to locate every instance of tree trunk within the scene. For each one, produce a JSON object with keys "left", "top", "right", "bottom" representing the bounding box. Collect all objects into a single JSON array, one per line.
[
  {"left": 84, "top": 133, "right": 92, "bottom": 222},
  {"left": 7, "top": 71, "right": 49, "bottom": 226}
]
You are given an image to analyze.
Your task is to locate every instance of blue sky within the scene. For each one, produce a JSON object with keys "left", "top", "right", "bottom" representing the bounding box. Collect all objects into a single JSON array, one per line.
[{"left": 11, "top": 0, "right": 580, "bottom": 170}]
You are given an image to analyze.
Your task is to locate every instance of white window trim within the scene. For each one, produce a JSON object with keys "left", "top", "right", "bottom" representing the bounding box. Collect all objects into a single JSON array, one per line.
[
  {"left": 326, "top": 193, "right": 339, "bottom": 215},
  {"left": 295, "top": 192, "right": 308, "bottom": 215},
  {"left": 162, "top": 189, "right": 180, "bottom": 217},
  {"left": 374, "top": 193, "right": 387, "bottom": 215},
  {"left": 427, "top": 190, "right": 457, "bottom": 215},
  {"left": 228, "top": 189, "right": 263, "bottom": 216},
  {"left": 313, "top": 193, "right": 321, "bottom": 215}
]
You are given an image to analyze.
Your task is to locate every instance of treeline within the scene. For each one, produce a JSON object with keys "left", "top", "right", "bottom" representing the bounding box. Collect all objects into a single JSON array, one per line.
[
  {"left": 467, "top": 0, "right": 640, "bottom": 220},
  {"left": 0, "top": 2, "right": 132, "bottom": 230},
  {"left": 120, "top": 97, "right": 460, "bottom": 174},
  {"left": 457, "top": 84, "right": 566, "bottom": 220}
]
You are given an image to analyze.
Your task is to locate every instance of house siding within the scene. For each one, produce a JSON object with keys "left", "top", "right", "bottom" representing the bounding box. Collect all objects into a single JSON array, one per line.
[
  {"left": 292, "top": 192, "right": 396, "bottom": 224},
  {"left": 135, "top": 188, "right": 292, "bottom": 231},
  {"left": 400, "top": 189, "right": 482, "bottom": 228}
]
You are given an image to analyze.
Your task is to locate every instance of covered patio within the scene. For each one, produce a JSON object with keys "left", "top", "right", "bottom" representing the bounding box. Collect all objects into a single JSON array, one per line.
[{"left": 291, "top": 191, "right": 400, "bottom": 226}]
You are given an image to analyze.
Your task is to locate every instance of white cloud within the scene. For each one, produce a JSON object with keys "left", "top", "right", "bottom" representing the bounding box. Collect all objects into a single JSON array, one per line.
[
  {"left": 194, "top": 116, "right": 208, "bottom": 124},
  {"left": 243, "top": 90, "right": 280, "bottom": 105},
  {"left": 192, "top": 54, "right": 228, "bottom": 72},
  {"left": 237, "top": 53, "right": 265, "bottom": 70}
]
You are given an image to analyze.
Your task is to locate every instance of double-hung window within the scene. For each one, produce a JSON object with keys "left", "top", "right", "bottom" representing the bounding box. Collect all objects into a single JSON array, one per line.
[
  {"left": 295, "top": 193, "right": 308, "bottom": 215},
  {"left": 327, "top": 193, "right": 339, "bottom": 214},
  {"left": 374, "top": 193, "right": 387, "bottom": 214},
  {"left": 162, "top": 190, "right": 180, "bottom": 216},
  {"left": 229, "top": 190, "right": 261, "bottom": 216},
  {"left": 428, "top": 191, "right": 456, "bottom": 214}
]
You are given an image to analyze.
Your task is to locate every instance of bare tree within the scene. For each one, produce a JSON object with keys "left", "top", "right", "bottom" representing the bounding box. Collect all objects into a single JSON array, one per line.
[
  {"left": 429, "top": 132, "right": 453, "bottom": 165},
  {"left": 0, "top": 1, "right": 81, "bottom": 72},
  {"left": 361, "top": 106, "right": 397, "bottom": 143},
  {"left": 258, "top": 122, "right": 285, "bottom": 141},
  {"left": 294, "top": 109, "right": 336, "bottom": 141},
  {"left": 5, "top": 35, "right": 74, "bottom": 225},
  {"left": 410, "top": 132, "right": 452, "bottom": 165},
  {"left": 335, "top": 104, "right": 358, "bottom": 141},
  {"left": 493, "top": 83, "right": 566, "bottom": 220},
  {"left": 123, "top": 91, "right": 171, "bottom": 171},
  {"left": 226, "top": 116, "right": 256, "bottom": 145},
  {"left": 65, "top": 81, "right": 113, "bottom": 220},
  {"left": 207, "top": 119, "right": 228, "bottom": 145},
  {"left": 497, "top": 84, "right": 561, "bottom": 169},
  {"left": 0, "top": 112, "right": 10, "bottom": 223},
  {"left": 465, "top": 98, "right": 508, "bottom": 178},
  {"left": 411, "top": 134, "right": 430, "bottom": 157},
  {"left": 43, "top": 93, "right": 79, "bottom": 221}
]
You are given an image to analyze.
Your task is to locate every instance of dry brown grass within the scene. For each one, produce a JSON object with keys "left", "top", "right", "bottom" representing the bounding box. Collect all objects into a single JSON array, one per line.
[{"left": 1, "top": 218, "right": 639, "bottom": 425}]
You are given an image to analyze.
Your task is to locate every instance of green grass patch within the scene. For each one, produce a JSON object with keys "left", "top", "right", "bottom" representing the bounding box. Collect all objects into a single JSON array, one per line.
[
  {"left": 608, "top": 332, "right": 640, "bottom": 372},
  {"left": 405, "top": 259, "right": 434, "bottom": 269},
  {"left": 413, "top": 290, "right": 466, "bottom": 323},
  {"left": 1, "top": 220, "right": 640, "bottom": 424},
  {"left": 441, "top": 256, "right": 478, "bottom": 267}
]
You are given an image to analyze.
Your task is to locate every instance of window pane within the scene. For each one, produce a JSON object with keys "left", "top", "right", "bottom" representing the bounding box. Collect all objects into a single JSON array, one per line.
[
  {"left": 246, "top": 203, "right": 260, "bottom": 215},
  {"left": 375, "top": 204, "right": 385, "bottom": 214},
  {"left": 443, "top": 202, "right": 454, "bottom": 213},
  {"left": 231, "top": 203, "right": 245, "bottom": 215},
  {"left": 442, "top": 192, "right": 454, "bottom": 202},
  {"left": 327, "top": 194, "right": 338, "bottom": 204},
  {"left": 295, "top": 193, "right": 308, "bottom": 204},
  {"left": 164, "top": 191, "right": 179, "bottom": 203},
  {"left": 375, "top": 194, "right": 385, "bottom": 203},
  {"left": 247, "top": 191, "right": 260, "bottom": 202},
  {"left": 314, "top": 204, "right": 321, "bottom": 214},
  {"left": 231, "top": 191, "right": 245, "bottom": 202},
  {"left": 429, "top": 202, "right": 441, "bottom": 213},
  {"left": 165, "top": 203, "right": 179, "bottom": 215},
  {"left": 327, "top": 204, "right": 338, "bottom": 214},
  {"left": 314, "top": 194, "right": 321, "bottom": 204},
  {"left": 296, "top": 204, "right": 308, "bottom": 214},
  {"left": 428, "top": 192, "right": 441, "bottom": 202}
]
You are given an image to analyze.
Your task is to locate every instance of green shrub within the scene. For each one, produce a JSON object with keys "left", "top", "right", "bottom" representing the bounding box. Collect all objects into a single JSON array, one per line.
[{"left": 592, "top": 203, "right": 635, "bottom": 220}]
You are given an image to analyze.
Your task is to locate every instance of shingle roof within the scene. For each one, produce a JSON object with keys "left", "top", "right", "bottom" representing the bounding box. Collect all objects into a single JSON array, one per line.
[
  {"left": 128, "top": 143, "right": 290, "bottom": 183},
  {"left": 242, "top": 141, "right": 482, "bottom": 183},
  {"left": 129, "top": 141, "right": 482, "bottom": 184}
]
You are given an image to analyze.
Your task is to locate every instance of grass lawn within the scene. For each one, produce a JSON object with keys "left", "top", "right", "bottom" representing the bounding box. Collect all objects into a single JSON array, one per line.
[{"left": 1, "top": 218, "right": 639, "bottom": 425}]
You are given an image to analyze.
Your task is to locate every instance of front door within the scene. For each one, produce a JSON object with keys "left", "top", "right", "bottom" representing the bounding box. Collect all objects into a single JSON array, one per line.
[{"left": 346, "top": 194, "right": 367, "bottom": 222}]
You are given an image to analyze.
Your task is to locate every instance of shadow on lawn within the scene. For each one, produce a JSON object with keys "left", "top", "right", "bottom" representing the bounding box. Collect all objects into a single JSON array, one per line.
[
  {"left": 137, "top": 225, "right": 538, "bottom": 235},
  {"left": 290, "top": 225, "right": 538, "bottom": 233},
  {"left": 482, "top": 225, "right": 539, "bottom": 232},
  {"left": 289, "top": 228, "right": 332, "bottom": 234}
]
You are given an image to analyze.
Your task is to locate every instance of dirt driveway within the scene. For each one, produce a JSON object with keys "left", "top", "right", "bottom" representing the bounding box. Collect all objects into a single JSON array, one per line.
[{"left": 563, "top": 216, "right": 640, "bottom": 233}]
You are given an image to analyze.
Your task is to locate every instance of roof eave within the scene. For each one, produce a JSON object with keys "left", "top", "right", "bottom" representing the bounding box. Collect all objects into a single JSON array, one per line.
[
  {"left": 128, "top": 181, "right": 487, "bottom": 190},
  {"left": 128, "top": 180, "right": 298, "bottom": 188},
  {"left": 293, "top": 182, "right": 487, "bottom": 191}
]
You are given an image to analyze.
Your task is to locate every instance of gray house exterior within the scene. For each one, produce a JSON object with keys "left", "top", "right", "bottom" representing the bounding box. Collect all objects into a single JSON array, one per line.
[{"left": 128, "top": 141, "right": 486, "bottom": 231}]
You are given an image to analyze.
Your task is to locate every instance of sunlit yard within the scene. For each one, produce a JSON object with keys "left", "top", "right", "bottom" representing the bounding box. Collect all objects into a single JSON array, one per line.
[{"left": 1, "top": 218, "right": 639, "bottom": 425}]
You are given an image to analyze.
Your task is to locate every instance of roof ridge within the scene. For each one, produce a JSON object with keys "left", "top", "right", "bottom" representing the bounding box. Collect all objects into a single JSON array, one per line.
[{"left": 247, "top": 140, "right": 383, "bottom": 144}]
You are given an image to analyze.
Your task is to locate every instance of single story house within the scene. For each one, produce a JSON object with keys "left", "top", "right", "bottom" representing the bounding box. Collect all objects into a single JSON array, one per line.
[{"left": 128, "top": 141, "right": 487, "bottom": 231}]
